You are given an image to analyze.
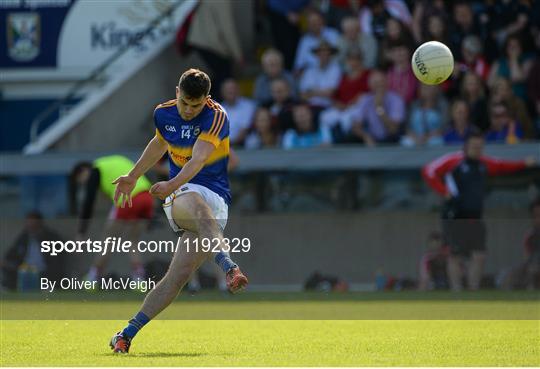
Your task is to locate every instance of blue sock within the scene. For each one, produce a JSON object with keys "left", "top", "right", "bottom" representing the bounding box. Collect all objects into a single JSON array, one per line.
[
  {"left": 121, "top": 311, "right": 150, "bottom": 339},
  {"left": 215, "top": 251, "right": 237, "bottom": 273}
]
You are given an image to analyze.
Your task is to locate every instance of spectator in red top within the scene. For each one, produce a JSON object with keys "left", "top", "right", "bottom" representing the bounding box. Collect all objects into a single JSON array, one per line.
[
  {"left": 386, "top": 40, "right": 418, "bottom": 104},
  {"left": 334, "top": 48, "right": 371, "bottom": 105},
  {"left": 319, "top": 48, "right": 371, "bottom": 142},
  {"left": 422, "top": 129, "right": 536, "bottom": 291}
]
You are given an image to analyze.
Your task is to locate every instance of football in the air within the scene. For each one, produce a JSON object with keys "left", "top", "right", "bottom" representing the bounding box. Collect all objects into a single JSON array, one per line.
[{"left": 411, "top": 41, "right": 454, "bottom": 85}]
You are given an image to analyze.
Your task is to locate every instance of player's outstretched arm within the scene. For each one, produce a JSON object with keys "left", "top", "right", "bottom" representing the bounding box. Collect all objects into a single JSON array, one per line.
[
  {"left": 483, "top": 155, "right": 537, "bottom": 176},
  {"left": 113, "top": 136, "right": 168, "bottom": 207},
  {"left": 128, "top": 135, "right": 169, "bottom": 179},
  {"left": 150, "top": 139, "right": 215, "bottom": 200}
]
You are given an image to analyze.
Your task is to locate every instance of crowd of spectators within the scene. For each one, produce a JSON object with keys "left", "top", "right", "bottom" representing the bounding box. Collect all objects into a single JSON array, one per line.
[{"left": 216, "top": 0, "right": 540, "bottom": 149}]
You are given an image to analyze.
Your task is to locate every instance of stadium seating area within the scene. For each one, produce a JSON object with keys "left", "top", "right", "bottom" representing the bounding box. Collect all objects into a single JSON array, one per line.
[{"left": 209, "top": 0, "right": 540, "bottom": 150}]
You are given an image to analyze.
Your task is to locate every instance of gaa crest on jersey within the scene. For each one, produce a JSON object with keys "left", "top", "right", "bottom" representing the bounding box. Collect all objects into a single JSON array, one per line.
[
  {"left": 7, "top": 13, "right": 40, "bottom": 62},
  {"left": 193, "top": 126, "right": 200, "bottom": 136}
]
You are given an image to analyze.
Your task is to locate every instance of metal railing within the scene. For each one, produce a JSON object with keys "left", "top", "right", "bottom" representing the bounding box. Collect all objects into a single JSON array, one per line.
[
  {"left": 2, "top": 143, "right": 540, "bottom": 176},
  {"left": 28, "top": 0, "right": 185, "bottom": 143}
]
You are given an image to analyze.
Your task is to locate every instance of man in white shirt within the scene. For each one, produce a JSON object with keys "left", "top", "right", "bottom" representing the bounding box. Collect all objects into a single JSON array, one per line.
[
  {"left": 220, "top": 79, "right": 256, "bottom": 146},
  {"left": 299, "top": 39, "right": 342, "bottom": 109}
]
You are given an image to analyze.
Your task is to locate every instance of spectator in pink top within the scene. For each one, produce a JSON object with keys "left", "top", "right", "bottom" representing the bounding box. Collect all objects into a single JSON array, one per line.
[{"left": 386, "top": 41, "right": 418, "bottom": 104}]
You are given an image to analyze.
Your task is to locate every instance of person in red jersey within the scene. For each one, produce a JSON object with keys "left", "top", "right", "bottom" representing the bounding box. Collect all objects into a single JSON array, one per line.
[{"left": 422, "top": 128, "right": 536, "bottom": 291}]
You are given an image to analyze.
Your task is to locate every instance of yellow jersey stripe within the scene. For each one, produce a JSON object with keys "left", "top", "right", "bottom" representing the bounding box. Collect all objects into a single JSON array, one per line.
[
  {"left": 216, "top": 110, "right": 226, "bottom": 135},
  {"left": 207, "top": 99, "right": 223, "bottom": 112},
  {"left": 210, "top": 110, "right": 224, "bottom": 136},
  {"left": 212, "top": 111, "right": 225, "bottom": 137},
  {"left": 203, "top": 99, "right": 226, "bottom": 138},
  {"left": 208, "top": 109, "right": 220, "bottom": 136}
]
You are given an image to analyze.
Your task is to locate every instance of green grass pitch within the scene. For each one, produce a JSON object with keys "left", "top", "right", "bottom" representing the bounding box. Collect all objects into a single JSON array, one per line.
[{"left": 1, "top": 291, "right": 539, "bottom": 366}]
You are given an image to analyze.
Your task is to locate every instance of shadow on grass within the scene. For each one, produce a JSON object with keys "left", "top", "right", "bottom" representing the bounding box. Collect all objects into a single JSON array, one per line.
[
  {"left": 132, "top": 352, "right": 207, "bottom": 358},
  {"left": 3, "top": 290, "right": 540, "bottom": 303},
  {"left": 102, "top": 352, "right": 207, "bottom": 358}
]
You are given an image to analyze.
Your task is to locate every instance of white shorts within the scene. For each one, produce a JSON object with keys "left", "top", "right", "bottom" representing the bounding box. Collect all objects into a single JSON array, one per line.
[{"left": 162, "top": 183, "right": 228, "bottom": 233}]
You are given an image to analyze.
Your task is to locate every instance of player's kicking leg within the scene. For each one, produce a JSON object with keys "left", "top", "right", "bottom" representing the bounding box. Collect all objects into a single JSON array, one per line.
[
  {"left": 110, "top": 230, "right": 205, "bottom": 353},
  {"left": 110, "top": 192, "right": 247, "bottom": 353},
  {"left": 169, "top": 191, "right": 248, "bottom": 294}
]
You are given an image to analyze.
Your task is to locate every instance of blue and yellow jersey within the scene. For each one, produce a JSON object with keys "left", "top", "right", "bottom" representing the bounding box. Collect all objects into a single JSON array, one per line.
[{"left": 154, "top": 98, "right": 231, "bottom": 205}]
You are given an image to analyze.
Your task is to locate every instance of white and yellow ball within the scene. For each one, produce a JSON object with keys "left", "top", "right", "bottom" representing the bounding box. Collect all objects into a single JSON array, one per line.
[{"left": 411, "top": 41, "right": 454, "bottom": 85}]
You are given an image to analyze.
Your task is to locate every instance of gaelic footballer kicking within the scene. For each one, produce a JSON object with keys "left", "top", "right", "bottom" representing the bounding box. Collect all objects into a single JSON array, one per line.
[{"left": 109, "top": 69, "right": 248, "bottom": 354}]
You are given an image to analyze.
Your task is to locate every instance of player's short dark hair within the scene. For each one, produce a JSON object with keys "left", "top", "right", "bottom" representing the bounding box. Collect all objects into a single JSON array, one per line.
[{"left": 178, "top": 69, "right": 211, "bottom": 99}]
